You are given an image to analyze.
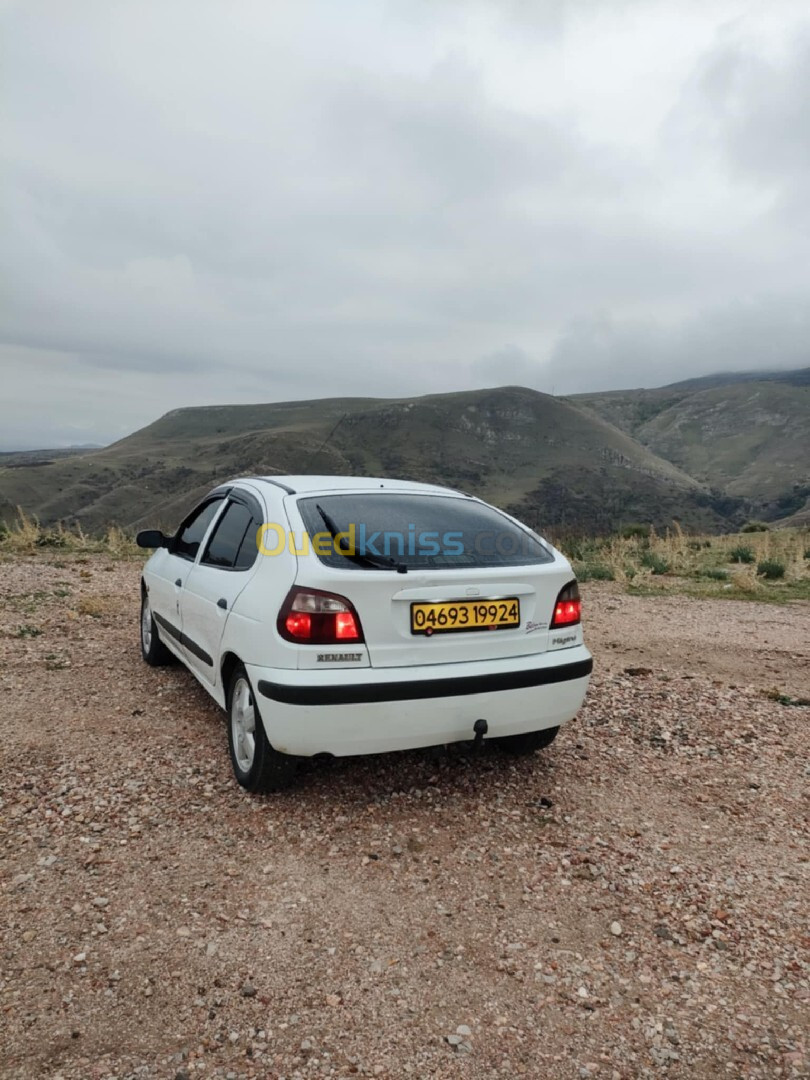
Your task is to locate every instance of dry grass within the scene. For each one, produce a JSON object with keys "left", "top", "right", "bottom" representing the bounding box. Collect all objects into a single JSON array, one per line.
[
  {"left": 75, "top": 595, "right": 118, "bottom": 618},
  {"left": 560, "top": 525, "right": 810, "bottom": 602},
  {"left": 0, "top": 509, "right": 141, "bottom": 560}
]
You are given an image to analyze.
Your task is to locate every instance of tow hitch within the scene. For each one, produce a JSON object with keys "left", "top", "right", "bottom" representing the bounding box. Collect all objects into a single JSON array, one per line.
[{"left": 473, "top": 718, "right": 488, "bottom": 750}]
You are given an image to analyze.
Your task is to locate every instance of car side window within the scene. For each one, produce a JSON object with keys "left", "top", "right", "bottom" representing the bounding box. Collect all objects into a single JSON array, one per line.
[
  {"left": 174, "top": 498, "right": 226, "bottom": 561},
  {"left": 201, "top": 501, "right": 254, "bottom": 569}
]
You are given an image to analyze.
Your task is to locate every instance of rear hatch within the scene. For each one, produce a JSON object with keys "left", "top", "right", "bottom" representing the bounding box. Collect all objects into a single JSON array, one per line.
[{"left": 287, "top": 489, "right": 575, "bottom": 669}]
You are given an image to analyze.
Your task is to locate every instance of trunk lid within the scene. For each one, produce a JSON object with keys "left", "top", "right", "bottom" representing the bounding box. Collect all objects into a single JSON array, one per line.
[{"left": 284, "top": 487, "right": 576, "bottom": 669}]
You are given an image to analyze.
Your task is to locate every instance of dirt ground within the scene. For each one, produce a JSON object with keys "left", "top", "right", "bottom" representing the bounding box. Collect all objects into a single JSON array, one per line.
[{"left": 1, "top": 556, "right": 808, "bottom": 1079}]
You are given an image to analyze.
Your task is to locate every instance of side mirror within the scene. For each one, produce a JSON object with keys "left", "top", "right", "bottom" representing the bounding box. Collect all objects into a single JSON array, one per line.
[{"left": 136, "top": 529, "right": 168, "bottom": 549}]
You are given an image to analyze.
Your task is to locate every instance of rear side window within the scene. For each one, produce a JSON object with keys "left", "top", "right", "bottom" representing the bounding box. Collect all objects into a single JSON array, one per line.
[
  {"left": 296, "top": 493, "right": 553, "bottom": 570},
  {"left": 202, "top": 501, "right": 254, "bottom": 569},
  {"left": 234, "top": 520, "right": 260, "bottom": 569},
  {"left": 174, "top": 498, "right": 225, "bottom": 561}
]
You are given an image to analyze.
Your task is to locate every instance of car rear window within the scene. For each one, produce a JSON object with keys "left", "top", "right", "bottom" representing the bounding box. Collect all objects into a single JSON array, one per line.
[{"left": 296, "top": 493, "right": 554, "bottom": 570}]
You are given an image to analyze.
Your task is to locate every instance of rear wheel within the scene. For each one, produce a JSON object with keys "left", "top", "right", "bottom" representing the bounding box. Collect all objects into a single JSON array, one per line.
[
  {"left": 140, "top": 591, "right": 173, "bottom": 666},
  {"left": 227, "top": 665, "right": 297, "bottom": 793},
  {"left": 495, "top": 726, "right": 560, "bottom": 756}
]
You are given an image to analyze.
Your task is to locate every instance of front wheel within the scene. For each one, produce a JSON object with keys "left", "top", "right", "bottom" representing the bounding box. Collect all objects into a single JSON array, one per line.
[
  {"left": 495, "top": 726, "right": 560, "bottom": 756},
  {"left": 140, "top": 591, "right": 173, "bottom": 666},
  {"left": 227, "top": 665, "right": 297, "bottom": 793}
]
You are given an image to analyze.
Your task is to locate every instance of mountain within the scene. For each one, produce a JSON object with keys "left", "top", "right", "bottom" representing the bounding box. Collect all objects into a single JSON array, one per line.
[
  {"left": 571, "top": 369, "right": 810, "bottom": 521},
  {"left": 0, "top": 386, "right": 738, "bottom": 537}
]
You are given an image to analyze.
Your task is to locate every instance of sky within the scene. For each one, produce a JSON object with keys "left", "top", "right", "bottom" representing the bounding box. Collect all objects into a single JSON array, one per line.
[{"left": 2, "top": 0, "right": 809, "bottom": 449}]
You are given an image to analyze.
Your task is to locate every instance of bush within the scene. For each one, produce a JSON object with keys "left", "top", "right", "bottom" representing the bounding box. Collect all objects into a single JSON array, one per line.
[
  {"left": 757, "top": 559, "right": 785, "bottom": 580},
  {"left": 699, "top": 568, "right": 730, "bottom": 581},
  {"left": 641, "top": 552, "right": 670, "bottom": 575},
  {"left": 621, "top": 523, "right": 651, "bottom": 539},
  {"left": 576, "top": 563, "right": 615, "bottom": 582},
  {"left": 688, "top": 539, "right": 712, "bottom": 550},
  {"left": 741, "top": 521, "right": 769, "bottom": 533},
  {"left": 36, "top": 531, "right": 69, "bottom": 548},
  {"left": 804, "top": 548, "right": 810, "bottom": 560},
  {"left": 729, "top": 545, "right": 755, "bottom": 564}
]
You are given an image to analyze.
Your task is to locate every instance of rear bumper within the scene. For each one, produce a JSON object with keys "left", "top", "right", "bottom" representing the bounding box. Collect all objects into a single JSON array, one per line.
[{"left": 248, "top": 646, "right": 592, "bottom": 757}]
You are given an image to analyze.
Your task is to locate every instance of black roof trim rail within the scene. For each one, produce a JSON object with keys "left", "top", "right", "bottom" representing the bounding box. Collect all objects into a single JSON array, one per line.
[{"left": 253, "top": 476, "right": 297, "bottom": 495}]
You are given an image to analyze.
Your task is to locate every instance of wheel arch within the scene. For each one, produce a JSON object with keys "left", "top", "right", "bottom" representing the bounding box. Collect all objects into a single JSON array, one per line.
[{"left": 220, "top": 651, "right": 243, "bottom": 697}]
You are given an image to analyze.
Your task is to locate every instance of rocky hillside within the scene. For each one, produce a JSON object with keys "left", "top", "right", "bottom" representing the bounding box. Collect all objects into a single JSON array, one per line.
[{"left": 572, "top": 369, "right": 810, "bottom": 522}]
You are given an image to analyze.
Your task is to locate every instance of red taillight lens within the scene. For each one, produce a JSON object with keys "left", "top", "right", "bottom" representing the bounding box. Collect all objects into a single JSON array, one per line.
[
  {"left": 284, "top": 611, "right": 312, "bottom": 639},
  {"left": 335, "top": 612, "right": 359, "bottom": 639},
  {"left": 550, "top": 581, "right": 581, "bottom": 627},
  {"left": 278, "top": 587, "right": 364, "bottom": 645}
]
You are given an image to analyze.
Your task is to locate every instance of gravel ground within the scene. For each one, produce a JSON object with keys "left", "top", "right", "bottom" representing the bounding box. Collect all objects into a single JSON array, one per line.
[{"left": 1, "top": 556, "right": 808, "bottom": 1079}]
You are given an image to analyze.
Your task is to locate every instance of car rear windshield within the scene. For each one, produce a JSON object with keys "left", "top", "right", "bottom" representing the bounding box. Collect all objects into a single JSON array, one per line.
[{"left": 296, "top": 493, "right": 554, "bottom": 570}]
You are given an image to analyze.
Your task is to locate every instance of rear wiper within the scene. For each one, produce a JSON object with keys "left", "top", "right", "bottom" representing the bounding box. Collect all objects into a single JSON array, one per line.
[{"left": 315, "top": 504, "right": 407, "bottom": 573}]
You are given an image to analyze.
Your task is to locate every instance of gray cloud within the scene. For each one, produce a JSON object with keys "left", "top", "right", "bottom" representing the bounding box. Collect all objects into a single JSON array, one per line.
[{"left": 1, "top": 0, "right": 808, "bottom": 447}]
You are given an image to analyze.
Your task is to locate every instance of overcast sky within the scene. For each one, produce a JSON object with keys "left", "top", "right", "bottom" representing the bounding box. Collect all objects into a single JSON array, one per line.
[{"left": 2, "top": 0, "right": 809, "bottom": 448}]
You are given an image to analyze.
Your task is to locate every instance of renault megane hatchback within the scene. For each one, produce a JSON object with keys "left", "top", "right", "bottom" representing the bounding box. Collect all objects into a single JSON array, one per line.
[{"left": 137, "top": 476, "right": 592, "bottom": 791}]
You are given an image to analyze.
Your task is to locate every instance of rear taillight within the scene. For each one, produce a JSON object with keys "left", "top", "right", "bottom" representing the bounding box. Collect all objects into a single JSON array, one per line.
[
  {"left": 550, "top": 580, "right": 581, "bottom": 628},
  {"left": 278, "top": 586, "right": 364, "bottom": 645}
]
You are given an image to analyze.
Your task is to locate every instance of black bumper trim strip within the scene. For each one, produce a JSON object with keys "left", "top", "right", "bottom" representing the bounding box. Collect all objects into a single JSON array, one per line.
[
  {"left": 258, "top": 656, "right": 593, "bottom": 706},
  {"left": 153, "top": 612, "right": 214, "bottom": 668}
]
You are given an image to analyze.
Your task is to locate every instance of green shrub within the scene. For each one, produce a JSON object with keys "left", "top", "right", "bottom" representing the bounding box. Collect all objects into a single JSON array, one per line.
[
  {"left": 641, "top": 552, "right": 670, "bottom": 575},
  {"left": 699, "top": 568, "right": 730, "bottom": 581},
  {"left": 576, "top": 562, "right": 615, "bottom": 582},
  {"left": 621, "top": 523, "right": 651, "bottom": 539},
  {"left": 757, "top": 559, "right": 785, "bottom": 580},
  {"left": 729, "top": 545, "right": 755, "bottom": 564},
  {"left": 741, "top": 521, "right": 769, "bottom": 533},
  {"left": 804, "top": 548, "right": 810, "bottom": 560}
]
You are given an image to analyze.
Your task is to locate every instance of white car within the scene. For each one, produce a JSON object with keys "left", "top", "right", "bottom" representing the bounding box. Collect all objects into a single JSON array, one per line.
[{"left": 137, "top": 476, "right": 592, "bottom": 791}]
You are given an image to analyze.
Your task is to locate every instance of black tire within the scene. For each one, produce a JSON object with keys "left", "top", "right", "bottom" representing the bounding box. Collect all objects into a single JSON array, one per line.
[
  {"left": 226, "top": 664, "right": 297, "bottom": 793},
  {"left": 140, "top": 589, "right": 173, "bottom": 667},
  {"left": 495, "top": 726, "right": 560, "bottom": 756}
]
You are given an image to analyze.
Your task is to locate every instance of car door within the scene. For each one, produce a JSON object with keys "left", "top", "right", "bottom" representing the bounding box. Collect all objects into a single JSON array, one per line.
[
  {"left": 178, "top": 491, "right": 263, "bottom": 686},
  {"left": 148, "top": 494, "right": 228, "bottom": 655}
]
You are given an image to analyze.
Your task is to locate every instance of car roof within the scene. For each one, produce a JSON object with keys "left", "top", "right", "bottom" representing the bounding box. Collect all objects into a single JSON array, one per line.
[{"left": 238, "top": 475, "right": 465, "bottom": 497}]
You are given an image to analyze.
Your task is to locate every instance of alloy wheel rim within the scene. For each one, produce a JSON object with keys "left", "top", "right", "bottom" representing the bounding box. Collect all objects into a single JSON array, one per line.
[{"left": 231, "top": 677, "right": 256, "bottom": 773}]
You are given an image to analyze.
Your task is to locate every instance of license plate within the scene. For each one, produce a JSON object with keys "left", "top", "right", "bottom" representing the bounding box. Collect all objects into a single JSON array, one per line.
[{"left": 410, "top": 598, "right": 521, "bottom": 635}]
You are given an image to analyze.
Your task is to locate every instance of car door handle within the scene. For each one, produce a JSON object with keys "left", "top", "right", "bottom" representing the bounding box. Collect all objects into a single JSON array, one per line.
[
  {"left": 175, "top": 578, "right": 182, "bottom": 587},
  {"left": 217, "top": 598, "right": 227, "bottom": 610}
]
